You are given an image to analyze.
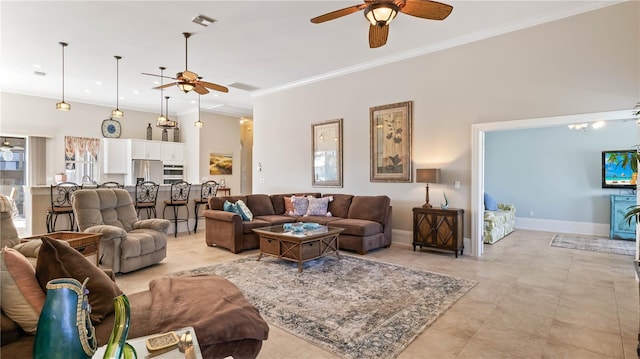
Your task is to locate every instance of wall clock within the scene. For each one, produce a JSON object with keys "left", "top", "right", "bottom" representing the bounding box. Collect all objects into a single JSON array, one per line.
[{"left": 101, "top": 119, "right": 121, "bottom": 138}]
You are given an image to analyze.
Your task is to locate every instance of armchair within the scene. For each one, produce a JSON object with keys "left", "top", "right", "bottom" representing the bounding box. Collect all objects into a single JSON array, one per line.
[{"left": 72, "top": 188, "right": 170, "bottom": 273}]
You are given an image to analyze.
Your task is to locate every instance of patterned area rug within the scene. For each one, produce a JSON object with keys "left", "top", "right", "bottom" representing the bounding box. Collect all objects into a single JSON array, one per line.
[
  {"left": 550, "top": 234, "right": 636, "bottom": 256},
  {"left": 172, "top": 255, "right": 476, "bottom": 359}
]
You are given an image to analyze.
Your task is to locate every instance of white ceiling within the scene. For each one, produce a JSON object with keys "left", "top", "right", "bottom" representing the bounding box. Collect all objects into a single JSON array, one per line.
[{"left": 0, "top": 1, "right": 620, "bottom": 118}]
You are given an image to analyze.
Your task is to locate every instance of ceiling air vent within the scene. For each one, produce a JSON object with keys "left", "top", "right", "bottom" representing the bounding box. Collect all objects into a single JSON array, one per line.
[
  {"left": 192, "top": 14, "right": 216, "bottom": 27},
  {"left": 228, "top": 82, "right": 260, "bottom": 92},
  {"left": 33, "top": 71, "right": 46, "bottom": 76}
]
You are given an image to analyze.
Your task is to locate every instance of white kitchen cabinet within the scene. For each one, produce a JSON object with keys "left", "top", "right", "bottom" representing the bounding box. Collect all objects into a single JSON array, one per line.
[
  {"left": 131, "top": 140, "right": 161, "bottom": 160},
  {"left": 160, "top": 142, "right": 185, "bottom": 163},
  {"left": 103, "top": 139, "right": 129, "bottom": 174}
]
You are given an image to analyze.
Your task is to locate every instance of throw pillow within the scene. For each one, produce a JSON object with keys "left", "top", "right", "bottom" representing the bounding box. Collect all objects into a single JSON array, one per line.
[
  {"left": 0, "top": 247, "right": 46, "bottom": 334},
  {"left": 283, "top": 196, "right": 295, "bottom": 215},
  {"left": 305, "top": 196, "right": 333, "bottom": 216},
  {"left": 290, "top": 195, "right": 309, "bottom": 216},
  {"left": 35, "top": 237, "right": 123, "bottom": 324},
  {"left": 236, "top": 200, "right": 254, "bottom": 221},
  {"left": 484, "top": 192, "right": 498, "bottom": 211}
]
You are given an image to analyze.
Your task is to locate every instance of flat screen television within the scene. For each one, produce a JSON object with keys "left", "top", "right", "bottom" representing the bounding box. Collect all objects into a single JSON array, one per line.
[{"left": 602, "top": 150, "right": 637, "bottom": 189}]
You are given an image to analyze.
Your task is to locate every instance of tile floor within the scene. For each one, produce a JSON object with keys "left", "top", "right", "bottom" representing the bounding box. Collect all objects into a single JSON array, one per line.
[{"left": 113, "top": 229, "right": 639, "bottom": 358}]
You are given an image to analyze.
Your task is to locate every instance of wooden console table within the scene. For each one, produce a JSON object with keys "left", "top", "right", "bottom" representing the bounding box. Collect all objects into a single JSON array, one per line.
[{"left": 412, "top": 207, "right": 464, "bottom": 257}]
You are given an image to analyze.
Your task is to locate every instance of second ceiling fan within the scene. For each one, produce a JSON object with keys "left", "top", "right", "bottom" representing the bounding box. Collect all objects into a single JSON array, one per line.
[
  {"left": 143, "top": 32, "right": 228, "bottom": 95},
  {"left": 311, "top": 0, "right": 453, "bottom": 48}
]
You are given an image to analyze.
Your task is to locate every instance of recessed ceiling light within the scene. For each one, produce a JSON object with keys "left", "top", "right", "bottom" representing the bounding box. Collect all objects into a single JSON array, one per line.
[
  {"left": 213, "top": 94, "right": 219, "bottom": 97},
  {"left": 190, "top": 100, "right": 196, "bottom": 104},
  {"left": 84, "top": 89, "right": 91, "bottom": 93},
  {"left": 192, "top": 14, "right": 216, "bottom": 27},
  {"left": 119, "top": 96, "right": 125, "bottom": 100},
  {"left": 32, "top": 64, "right": 42, "bottom": 69},
  {"left": 152, "top": 80, "right": 160, "bottom": 85},
  {"left": 133, "top": 90, "right": 140, "bottom": 95},
  {"left": 95, "top": 81, "right": 103, "bottom": 85}
]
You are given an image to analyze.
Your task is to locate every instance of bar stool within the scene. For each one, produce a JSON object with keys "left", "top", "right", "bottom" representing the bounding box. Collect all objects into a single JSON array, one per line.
[
  {"left": 163, "top": 181, "right": 191, "bottom": 237},
  {"left": 97, "top": 181, "right": 124, "bottom": 188},
  {"left": 192, "top": 180, "right": 219, "bottom": 232},
  {"left": 134, "top": 181, "right": 159, "bottom": 219},
  {"left": 46, "top": 182, "right": 81, "bottom": 232}
]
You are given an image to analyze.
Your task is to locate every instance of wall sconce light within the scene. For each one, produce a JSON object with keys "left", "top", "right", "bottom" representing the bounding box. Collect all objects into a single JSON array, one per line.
[
  {"left": 111, "top": 55, "right": 124, "bottom": 118},
  {"left": 416, "top": 168, "right": 441, "bottom": 208},
  {"left": 56, "top": 42, "right": 70, "bottom": 111}
]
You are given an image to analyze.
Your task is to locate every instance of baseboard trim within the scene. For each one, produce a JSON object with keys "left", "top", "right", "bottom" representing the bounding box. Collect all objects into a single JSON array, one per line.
[{"left": 515, "top": 217, "right": 609, "bottom": 237}]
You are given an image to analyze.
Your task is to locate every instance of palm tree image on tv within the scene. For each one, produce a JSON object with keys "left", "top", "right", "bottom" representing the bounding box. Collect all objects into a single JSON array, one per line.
[{"left": 604, "top": 151, "right": 637, "bottom": 185}]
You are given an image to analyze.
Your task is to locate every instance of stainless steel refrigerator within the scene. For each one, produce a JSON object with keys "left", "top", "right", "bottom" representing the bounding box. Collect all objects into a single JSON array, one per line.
[{"left": 131, "top": 159, "right": 163, "bottom": 185}]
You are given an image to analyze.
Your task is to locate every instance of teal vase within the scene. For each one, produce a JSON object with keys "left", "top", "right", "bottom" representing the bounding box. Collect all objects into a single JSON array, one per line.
[
  {"left": 33, "top": 278, "right": 98, "bottom": 359},
  {"left": 102, "top": 294, "right": 137, "bottom": 359}
]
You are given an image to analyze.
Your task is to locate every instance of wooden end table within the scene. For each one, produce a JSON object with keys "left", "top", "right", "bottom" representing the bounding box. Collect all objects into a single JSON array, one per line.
[
  {"left": 23, "top": 231, "right": 102, "bottom": 266},
  {"left": 252, "top": 225, "right": 344, "bottom": 272}
]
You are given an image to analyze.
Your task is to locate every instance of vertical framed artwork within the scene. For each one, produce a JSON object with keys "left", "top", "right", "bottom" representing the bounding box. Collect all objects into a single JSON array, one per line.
[
  {"left": 209, "top": 153, "right": 233, "bottom": 175},
  {"left": 370, "top": 101, "right": 412, "bottom": 182},
  {"left": 312, "top": 119, "right": 343, "bottom": 187}
]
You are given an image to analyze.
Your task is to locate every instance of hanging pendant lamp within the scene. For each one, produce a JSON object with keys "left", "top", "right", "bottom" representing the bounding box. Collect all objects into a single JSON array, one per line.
[
  {"left": 156, "top": 66, "right": 168, "bottom": 126},
  {"left": 56, "top": 42, "right": 71, "bottom": 111},
  {"left": 111, "top": 56, "right": 124, "bottom": 118},
  {"left": 194, "top": 95, "right": 204, "bottom": 128}
]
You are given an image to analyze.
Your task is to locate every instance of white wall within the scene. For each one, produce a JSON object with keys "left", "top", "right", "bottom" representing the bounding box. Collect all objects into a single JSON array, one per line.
[{"left": 252, "top": 2, "right": 639, "bottom": 234}]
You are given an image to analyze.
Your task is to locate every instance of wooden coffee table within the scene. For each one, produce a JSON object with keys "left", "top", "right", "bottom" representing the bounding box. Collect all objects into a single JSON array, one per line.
[
  {"left": 23, "top": 231, "right": 101, "bottom": 266},
  {"left": 252, "top": 225, "right": 344, "bottom": 272}
]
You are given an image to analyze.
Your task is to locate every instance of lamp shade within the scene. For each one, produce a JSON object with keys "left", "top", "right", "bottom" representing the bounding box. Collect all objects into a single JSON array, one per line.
[{"left": 416, "top": 169, "right": 441, "bottom": 183}]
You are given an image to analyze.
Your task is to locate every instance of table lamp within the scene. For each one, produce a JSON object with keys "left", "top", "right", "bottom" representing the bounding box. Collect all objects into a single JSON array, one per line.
[{"left": 416, "top": 169, "right": 441, "bottom": 208}]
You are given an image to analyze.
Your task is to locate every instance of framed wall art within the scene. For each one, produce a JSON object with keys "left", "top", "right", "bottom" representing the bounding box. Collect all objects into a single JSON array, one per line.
[
  {"left": 370, "top": 101, "right": 412, "bottom": 182},
  {"left": 312, "top": 119, "right": 343, "bottom": 187},
  {"left": 209, "top": 153, "right": 233, "bottom": 175}
]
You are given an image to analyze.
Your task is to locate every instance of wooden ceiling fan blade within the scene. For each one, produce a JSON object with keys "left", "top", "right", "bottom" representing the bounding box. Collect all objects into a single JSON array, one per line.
[
  {"left": 153, "top": 82, "right": 177, "bottom": 90},
  {"left": 311, "top": 4, "right": 367, "bottom": 23},
  {"left": 400, "top": 0, "right": 453, "bottom": 20},
  {"left": 194, "top": 84, "right": 209, "bottom": 95},
  {"left": 182, "top": 70, "right": 198, "bottom": 81},
  {"left": 369, "top": 24, "right": 389, "bottom": 48},
  {"left": 200, "top": 81, "right": 229, "bottom": 93}
]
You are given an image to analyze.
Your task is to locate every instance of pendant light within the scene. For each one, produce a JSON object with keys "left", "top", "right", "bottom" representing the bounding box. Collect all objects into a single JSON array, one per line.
[
  {"left": 111, "top": 55, "right": 124, "bottom": 118},
  {"left": 56, "top": 42, "right": 70, "bottom": 111},
  {"left": 156, "top": 66, "right": 168, "bottom": 126},
  {"left": 194, "top": 94, "right": 204, "bottom": 128}
]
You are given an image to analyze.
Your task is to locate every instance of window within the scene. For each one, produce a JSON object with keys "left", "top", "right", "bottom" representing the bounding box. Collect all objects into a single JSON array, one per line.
[{"left": 64, "top": 136, "right": 100, "bottom": 184}]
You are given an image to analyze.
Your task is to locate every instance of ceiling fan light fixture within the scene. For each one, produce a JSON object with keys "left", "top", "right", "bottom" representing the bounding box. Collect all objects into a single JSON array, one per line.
[
  {"left": 178, "top": 81, "right": 195, "bottom": 93},
  {"left": 364, "top": 3, "right": 399, "bottom": 27},
  {"left": 56, "top": 42, "right": 70, "bottom": 111}
]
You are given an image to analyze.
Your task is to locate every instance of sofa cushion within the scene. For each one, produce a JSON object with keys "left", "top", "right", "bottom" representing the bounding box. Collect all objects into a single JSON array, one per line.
[
  {"left": 253, "top": 215, "right": 295, "bottom": 225},
  {"left": 305, "top": 196, "right": 333, "bottom": 216},
  {"left": 291, "top": 195, "right": 309, "bottom": 216},
  {"left": 0, "top": 247, "right": 46, "bottom": 334},
  {"left": 325, "top": 194, "right": 353, "bottom": 219},
  {"left": 35, "top": 237, "right": 123, "bottom": 324},
  {"left": 236, "top": 200, "right": 254, "bottom": 221},
  {"left": 246, "top": 194, "right": 275, "bottom": 216},
  {"left": 299, "top": 215, "right": 343, "bottom": 225},
  {"left": 283, "top": 196, "right": 295, "bottom": 215},
  {"left": 347, "top": 196, "right": 390, "bottom": 225},
  {"left": 484, "top": 192, "right": 498, "bottom": 211},
  {"left": 328, "top": 218, "right": 383, "bottom": 236},
  {"left": 210, "top": 196, "right": 248, "bottom": 211},
  {"left": 241, "top": 219, "right": 272, "bottom": 234}
]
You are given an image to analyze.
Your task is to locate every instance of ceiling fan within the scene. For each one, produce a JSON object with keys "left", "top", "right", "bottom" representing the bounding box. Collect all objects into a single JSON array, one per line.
[
  {"left": 142, "top": 32, "right": 228, "bottom": 95},
  {"left": 1, "top": 138, "right": 24, "bottom": 152},
  {"left": 310, "top": 0, "right": 453, "bottom": 48}
]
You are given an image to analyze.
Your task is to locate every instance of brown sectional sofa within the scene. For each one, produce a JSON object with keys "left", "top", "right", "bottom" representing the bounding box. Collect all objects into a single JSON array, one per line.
[{"left": 204, "top": 193, "right": 392, "bottom": 254}]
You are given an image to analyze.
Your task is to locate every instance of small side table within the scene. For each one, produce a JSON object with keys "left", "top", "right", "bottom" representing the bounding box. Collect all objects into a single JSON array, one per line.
[
  {"left": 412, "top": 207, "right": 464, "bottom": 257},
  {"left": 92, "top": 326, "right": 203, "bottom": 358},
  {"left": 217, "top": 187, "right": 231, "bottom": 196},
  {"left": 23, "top": 231, "right": 101, "bottom": 266}
]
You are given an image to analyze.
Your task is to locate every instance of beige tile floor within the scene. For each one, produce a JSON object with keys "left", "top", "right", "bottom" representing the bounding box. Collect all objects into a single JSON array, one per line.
[{"left": 113, "top": 229, "right": 639, "bottom": 358}]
